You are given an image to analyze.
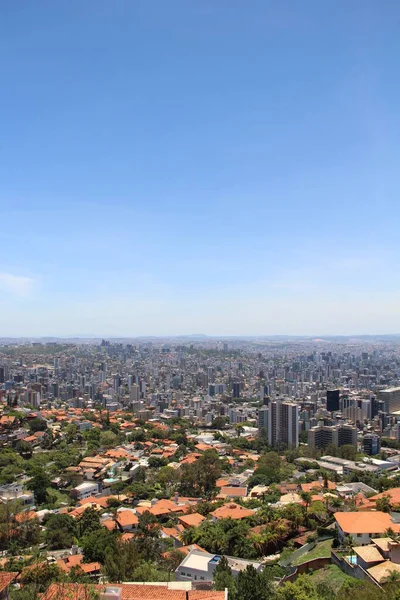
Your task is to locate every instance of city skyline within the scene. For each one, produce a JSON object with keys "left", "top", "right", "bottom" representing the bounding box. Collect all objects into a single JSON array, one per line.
[{"left": 1, "top": 1, "right": 400, "bottom": 336}]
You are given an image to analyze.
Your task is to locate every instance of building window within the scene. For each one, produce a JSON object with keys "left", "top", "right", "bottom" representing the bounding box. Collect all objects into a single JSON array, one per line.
[{"left": 357, "top": 534, "right": 362, "bottom": 538}]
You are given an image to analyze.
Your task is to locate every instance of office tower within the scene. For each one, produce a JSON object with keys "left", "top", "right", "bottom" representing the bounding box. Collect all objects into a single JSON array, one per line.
[
  {"left": 0, "top": 367, "right": 5, "bottom": 384},
  {"left": 223, "top": 343, "right": 228, "bottom": 353},
  {"left": 327, "top": 389, "right": 340, "bottom": 412},
  {"left": 232, "top": 382, "right": 240, "bottom": 398},
  {"left": 377, "top": 388, "right": 400, "bottom": 413},
  {"left": 258, "top": 406, "right": 269, "bottom": 431},
  {"left": 127, "top": 375, "right": 134, "bottom": 390},
  {"left": 54, "top": 358, "right": 59, "bottom": 372},
  {"left": 172, "top": 375, "right": 181, "bottom": 389},
  {"left": 140, "top": 381, "right": 147, "bottom": 397},
  {"left": 113, "top": 374, "right": 121, "bottom": 393},
  {"left": 130, "top": 384, "right": 140, "bottom": 404},
  {"left": 363, "top": 433, "right": 381, "bottom": 456},
  {"left": 308, "top": 424, "right": 357, "bottom": 450},
  {"left": 208, "top": 384, "right": 215, "bottom": 397},
  {"left": 258, "top": 401, "right": 299, "bottom": 449}
]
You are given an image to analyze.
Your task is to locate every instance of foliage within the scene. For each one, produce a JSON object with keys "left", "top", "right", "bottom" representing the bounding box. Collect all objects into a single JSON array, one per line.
[
  {"left": 27, "top": 467, "right": 51, "bottom": 505},
  {"left": 213, "top": 556, "right": 236, "bottom": 597},
  {"left": 81, "top": 528, "right": 118, "bottom": 563},
  {"left": 77, "top": 507, "right": 102, "bottom": 538},
  {"left": 100, "top": 430, "right": 117, "bottom": 449},
  {"left": 179, "top": 449, "right": 222, "bottom": 498},
  {"left": 44, "top": 513, "right": 77, "bottom": 549},
  {"left": 103, "top": 540, "right": 140, "bottom": 582},
  {"left": 28, "top": 418, "right": 48, "bottom": 432}
]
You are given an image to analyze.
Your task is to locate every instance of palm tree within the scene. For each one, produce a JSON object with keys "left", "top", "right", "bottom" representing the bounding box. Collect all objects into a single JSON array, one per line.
[
  {"left": 383, "top": 570, "right": 400, "bottom": 584},
  {"left": 330, "top": 496, "right": 343, "bottom": 509},
  {"left": 300, "top": 491, "right": 312, "bottom": 512},
  {"left": 180, "top": 526, "right": 196, "bottom": 546}
]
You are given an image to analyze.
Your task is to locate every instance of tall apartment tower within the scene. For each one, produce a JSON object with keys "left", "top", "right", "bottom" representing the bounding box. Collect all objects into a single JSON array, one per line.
[
  {"left": 232, "top": 382, "right": 240, "bottom": 399},
  {"left": 377, "top": 388, "right": 400, "bottom": 413},
  {"left": 258, "top": 401, "right": 299, "bottom": 449},
  {"left": 327, "top": 389, "right": 340, "bottom": 412}
]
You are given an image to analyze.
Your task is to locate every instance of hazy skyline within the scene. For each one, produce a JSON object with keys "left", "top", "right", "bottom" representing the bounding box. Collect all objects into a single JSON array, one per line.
[{"left": 1, "top": 1, "right": 400, "bottom": 336}]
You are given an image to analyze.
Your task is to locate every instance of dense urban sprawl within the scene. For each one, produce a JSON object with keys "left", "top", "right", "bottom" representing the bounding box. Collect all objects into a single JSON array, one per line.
[{"left": 1, "top": 337, "right": 400, "bottom": 600}]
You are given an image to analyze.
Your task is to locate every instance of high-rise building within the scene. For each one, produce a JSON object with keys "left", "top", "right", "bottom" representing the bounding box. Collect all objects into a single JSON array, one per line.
[
  {"left": 377, "top": 388, "right": 400, "bottom": 413},
  {"left": 327, "top": 389, "right": 340, "bottom": 412},
  {"left": 232, "top": 382, "right": 240, "bottom": 398},
  {"left": 308, "top": 424, "right": 357, "bottom": 450},
  {"left": 363, "top": 433, "right": 381, "bottom": 456},
  {"left": 258, "top": 401, "right": 299, "bottom": 449},
  {"left": 113, "top": 374, "right": 121, "bottom": 393},
  {"left": 130, "top": 384, "right": 140, "bottom": 404}
]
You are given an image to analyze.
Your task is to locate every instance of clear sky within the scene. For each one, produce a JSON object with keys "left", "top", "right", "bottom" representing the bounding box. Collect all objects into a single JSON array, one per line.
[{"left": 1, "top": 1, "right": 400, "bottom": 337}]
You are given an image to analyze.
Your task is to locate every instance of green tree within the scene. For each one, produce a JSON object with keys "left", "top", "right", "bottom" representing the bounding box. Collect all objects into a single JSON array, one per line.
[
  {"left": 376, "top": 496, "right": 391, "bottom": 513},
  {"left": 28, "top": 468, "right": 50, "bottom": 505},
  {"left": 236, "top": 565, "right": 273, "bottom": 600},
  {"left": 100, "top": 430, "right": 117, "bottom": 449},
  {"left": 213, "top": 556, "right": 236, "bottom": 598},
  {"left": 338, "top": 445, "right": 357, "bottom": 461},
  {"left": 300, "top": 491, "right": 312, "bottom": 513},
  {"left": 28, "top": 418, "right": 48, "bottom": 432},
  {"left": 103, "top": 540, "right": 140, "bottom": 582},
  {"left": 81, "top": 528, "right": 117, "bottom": 563},
  {"left": 44, "top": 513, "right": 77, "bottom": 549},
  {"left": 77, "top": 506, "right": 102, "bottom": 538}
]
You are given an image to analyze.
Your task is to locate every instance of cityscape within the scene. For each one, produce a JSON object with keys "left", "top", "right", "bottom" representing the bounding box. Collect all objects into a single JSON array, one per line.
[{"left": 1, "top": 336, "right": 400, "bottom": 599}]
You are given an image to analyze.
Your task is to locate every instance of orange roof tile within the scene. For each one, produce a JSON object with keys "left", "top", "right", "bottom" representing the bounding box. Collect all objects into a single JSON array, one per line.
[
  {"left": 116, "top": 510, "right": 139, "bottom": 527},
  {"left": 178, "top": 513, "right": 205, "bottom": 528},
  {"left": 0, "top": 572, "right": 18, "bottom": 593},
  {"left": 42, "top": 583, "right": 224, "bottom": 600},
  {"left": 211, "top": 502, "right": 254, "bottom": 520},
  {"left": 335, "top": 511, "right": 400, "bottom": 535}
]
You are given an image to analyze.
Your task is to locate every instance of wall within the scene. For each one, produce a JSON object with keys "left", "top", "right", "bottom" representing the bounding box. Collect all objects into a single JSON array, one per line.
[{"left": 280, "top": 557, "right": 331, "bottom": 584}]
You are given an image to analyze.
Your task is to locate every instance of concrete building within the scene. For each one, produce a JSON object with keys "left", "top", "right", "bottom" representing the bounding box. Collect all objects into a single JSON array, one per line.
[
  {"left": 377, "top": 388, "right": 400, "bottom": 413},
  {"left": 308, "top": 424, "right": 357, "bottom": 450},
  {"left": 175, "top": 549, "right": 262, "bottom": 582},
  {"left": 258, "top": 400, "right": 299, "bottom": 449},
  {"left": 363, "top": 433, "right": 381, "bottom": 456}
]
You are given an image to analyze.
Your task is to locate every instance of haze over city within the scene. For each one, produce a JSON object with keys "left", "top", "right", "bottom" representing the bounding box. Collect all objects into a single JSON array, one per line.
[{"left": 1, "top": 1, "right": 400, "bottom": 336}]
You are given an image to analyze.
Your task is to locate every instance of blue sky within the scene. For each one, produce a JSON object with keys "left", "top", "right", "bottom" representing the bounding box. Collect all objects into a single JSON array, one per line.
[{"left": 1, "top": 0, "right": 400, "bottom": 336}]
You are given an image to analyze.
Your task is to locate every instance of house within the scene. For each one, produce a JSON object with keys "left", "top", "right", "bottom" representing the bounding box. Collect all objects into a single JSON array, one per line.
[
  {"left": 160, "top": 524, "right": 185, "bottom": 548},
  {"left": 41, "top": 582, "right": 225, "bottom": 600},
  {"left": 56, "top": 554, "right": 101, "bottom": 578},
  {"left": 210, "top": 503, "right": 254, "bottom": 521},
  {"left": 249, "top": 485, "right": 269, "bottom": 498},
  {"left": 71, "top": 482, "right": 99, "bottom": 500},
  {"left": 353, "top": 545, "right": 385, "bottom": 571},
  {"left": 367, "top": 561, "right": 400, "bottom": 584},
  {"left": 218, "top": 487, "right": 247, "bottom": 499},
  {"left": 334, "top": 511, "right": 400, "bottom": 545},
  {"left": 0, "top": 572, "right": 18, "bottom": 600},
  {"left": 178, "top": 513, "right": 205, "bottom": 529},
  {"left": 115, "top": 509, "right": 139, "bottom": 532},
  {"left": 0, "top": 483, "right": 34, "bottom": 507},
  {"left": 175, "top": 549, "right": 262, "bottom": 582},
  {"left": 368, "top": 487, "right": 400, "bottom": 506}
]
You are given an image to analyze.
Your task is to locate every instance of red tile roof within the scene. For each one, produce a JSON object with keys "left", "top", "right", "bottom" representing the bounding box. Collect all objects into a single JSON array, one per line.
[
  {"left": 0, "top": 572, "right": 18, "bottom": 593},
  {"left": 42, "top": 583, "right": 224, "bottom": 600},
  {"left": 335, "top": 511, "right": 400, "bottom": 535}
]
